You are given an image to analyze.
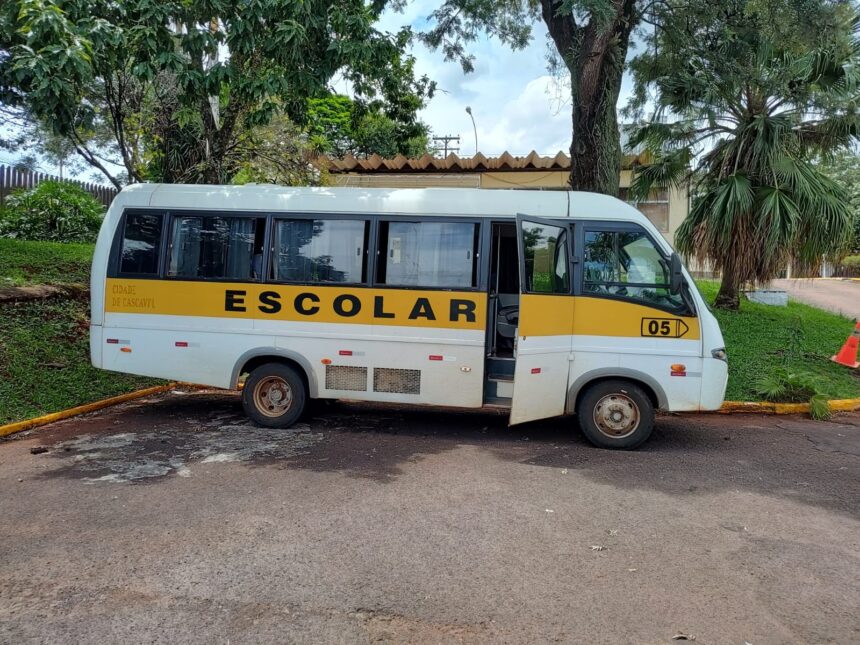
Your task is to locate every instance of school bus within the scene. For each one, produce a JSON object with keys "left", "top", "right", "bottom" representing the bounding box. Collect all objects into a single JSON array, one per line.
[{"left": 90, "top": 184, "right": 727, "bottom": 449}]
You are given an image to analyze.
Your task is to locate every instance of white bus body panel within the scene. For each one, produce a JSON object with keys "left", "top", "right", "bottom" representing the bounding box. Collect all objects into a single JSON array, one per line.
[
  {"left": 510, "top": 335, "right": 572, "bottom": 425},
  {"left": 91, "top": 184, "right": 728, "bottom": 418}
]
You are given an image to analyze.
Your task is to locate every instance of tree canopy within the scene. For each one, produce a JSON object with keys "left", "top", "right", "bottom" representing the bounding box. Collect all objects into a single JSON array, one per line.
[
  {"left": 306, "top": 93, "right": 431, "bottom": 159},
  {"left": 0, "top": 0, "right": 432, "bottom": 186},
  {"left": 628, "top": 0, "right": 860, "bottom": 309}
]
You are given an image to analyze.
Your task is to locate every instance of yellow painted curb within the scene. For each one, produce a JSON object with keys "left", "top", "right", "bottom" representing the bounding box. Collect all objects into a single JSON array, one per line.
[
  {"left": 714, "top": 397, "right": 860, "bottom": 415},
  {"left": 1, "top": 385, "right": 857, "bottom": 439},
  {"left": 0, "top": 383, "right": 178, "bottom": 439}
]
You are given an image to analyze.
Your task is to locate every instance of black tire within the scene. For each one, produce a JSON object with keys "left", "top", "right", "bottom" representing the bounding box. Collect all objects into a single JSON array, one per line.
[
  {"left": 242, "top": 362, "right": 307, "bottom": 428},
  {"left": 577, "top": 379, "right": 655, "bottom": 450}
]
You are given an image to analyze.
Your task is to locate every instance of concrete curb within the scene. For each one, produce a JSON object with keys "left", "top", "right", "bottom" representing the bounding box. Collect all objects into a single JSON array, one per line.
[
  {"left": 0, "top": 383, "right": 177, "bottom": 439},
  {"left": 714, "top": 398, "right": 860, "bottom": 415},
  {"left": 1, "top": 386, "right": 858, "bottom": 440}
]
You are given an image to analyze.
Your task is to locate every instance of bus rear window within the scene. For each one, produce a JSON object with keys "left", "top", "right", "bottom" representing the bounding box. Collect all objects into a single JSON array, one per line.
[{"left": 119, "top": 212, "right": 163, "bottom": 275}]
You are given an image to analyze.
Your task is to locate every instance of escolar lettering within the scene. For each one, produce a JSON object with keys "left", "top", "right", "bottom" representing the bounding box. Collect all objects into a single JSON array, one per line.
[{"left": 227, "top": 289, "right": 477, "bottom": 324}]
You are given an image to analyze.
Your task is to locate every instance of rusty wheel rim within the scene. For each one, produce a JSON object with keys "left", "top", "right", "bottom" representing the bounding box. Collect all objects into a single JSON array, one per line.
[
  {"left": 593, "top": 393, "right": 640, "bottom": 439},
  {"left": 253, "top": 376, "right": 293, "bottom": 418}
]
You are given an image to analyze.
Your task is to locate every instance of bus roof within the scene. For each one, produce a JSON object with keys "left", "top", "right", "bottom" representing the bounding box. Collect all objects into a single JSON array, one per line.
[{"left": 114, "top": 184, "right": 646, "bottom": 223}]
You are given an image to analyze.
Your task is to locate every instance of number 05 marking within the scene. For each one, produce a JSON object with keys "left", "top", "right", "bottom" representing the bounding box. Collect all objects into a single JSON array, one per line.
[{"left": 640, "top": 317, "right": 690, "bottom": 338}]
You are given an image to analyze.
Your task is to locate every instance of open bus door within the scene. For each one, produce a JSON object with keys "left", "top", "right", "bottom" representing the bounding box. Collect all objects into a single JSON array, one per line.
[{"left": 509, "top": 215, "right": 576, "bottom": 425}]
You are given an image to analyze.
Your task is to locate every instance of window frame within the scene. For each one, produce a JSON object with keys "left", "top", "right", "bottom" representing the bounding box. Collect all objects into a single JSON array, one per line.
[
  {"left": 108, "top": 208, "right": 168, "bottom": 280},
  {"left": 268, "top": 213, "right": 372, "bottom": 286},
  {"left": 373, "top": 215, "right": 485, "bottom": 292},
  {"left": 578, "top": 220, "right": 694, "bottom": 316},
  {"left": 109, "top": 208, "right": 493, "bottom": 291},
  {"left": 619, "top": 187, "right": 671, "bottom": 233},
  {"left": 159, "top": 209, "right": 270, "bottom": 284},
  {"left": 516, "top": 214, "right": 575, "bottom": 296}
]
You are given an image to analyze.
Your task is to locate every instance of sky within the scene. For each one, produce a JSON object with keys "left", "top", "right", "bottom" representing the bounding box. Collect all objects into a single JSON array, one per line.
[{"left": 365, "top": 1, "right": 638, "bottom": 158}]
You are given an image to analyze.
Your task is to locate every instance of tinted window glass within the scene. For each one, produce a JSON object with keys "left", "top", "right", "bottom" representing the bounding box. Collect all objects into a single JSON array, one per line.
[
  {"left": 272, "top": 219, "right": 368, "bottom": 283},
  {"left": 584, "top": 230, "right": 685, "bottom": 311},
  {"left": 522, "top": 221, "right": 569, "bottom": 294},
  {"left": 168, "top": 215, "right": 265, "bottom": 280},
  {"left": 119, "top": 212, "right": 162, "bottom": 275},
  {"left": 378, "top": 221, "right": 478, "bottom": 288}
]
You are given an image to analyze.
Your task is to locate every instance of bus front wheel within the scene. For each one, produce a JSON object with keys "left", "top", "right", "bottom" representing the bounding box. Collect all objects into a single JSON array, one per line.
[
  {"left": 242, "top": 363, "right": 307, "bottom": 428},
  {"left": 577, "top": 380, "right": 654, "bottom": 450}
]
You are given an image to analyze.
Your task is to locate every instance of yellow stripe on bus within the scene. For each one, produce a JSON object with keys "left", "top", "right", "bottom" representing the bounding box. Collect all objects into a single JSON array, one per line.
[
  {"left": 106, "top": 280, "right": 700, "bottom": 339},
  {"left": 519, "top": 294, "right": 701, "bottom": 340},
  {"left": 105, "top": 279, "right": 487, "bottom": 330}
]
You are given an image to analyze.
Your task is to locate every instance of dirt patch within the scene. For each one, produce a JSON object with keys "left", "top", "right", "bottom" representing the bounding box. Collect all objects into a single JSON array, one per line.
[
  {"left": 38, "top": 406, "right": 325, "bottom": 483},
  {"left": 0, "top": 283, "right": 88, "bottom": 303}
]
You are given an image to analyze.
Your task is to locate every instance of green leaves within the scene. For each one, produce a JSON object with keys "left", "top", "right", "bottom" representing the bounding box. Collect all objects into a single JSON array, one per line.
[
  {"left": 1, "top": 0, "right": 428, "bottom": 185},
  {"left": 305, "top": 93, "right": 431, "bottom": 159},
  {"left": 0, "top": 180, "right": 104, "bottom": 243}
]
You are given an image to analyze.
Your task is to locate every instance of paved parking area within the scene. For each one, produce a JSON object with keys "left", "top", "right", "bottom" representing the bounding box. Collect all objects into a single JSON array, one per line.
[
  {"left": 772, "top": 278, "right": 860, "bottom": 319},
  {"left": 1, "top": 390, "right": 859, "bottom": 644}
]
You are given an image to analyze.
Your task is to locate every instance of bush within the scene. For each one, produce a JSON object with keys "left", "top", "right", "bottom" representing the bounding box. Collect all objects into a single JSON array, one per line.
[
  {"left": 841, "top": 254, "right": 860, "bottom": 271},
  {"left": 0, "top": 181, "right": 105, "bottom": 243}
]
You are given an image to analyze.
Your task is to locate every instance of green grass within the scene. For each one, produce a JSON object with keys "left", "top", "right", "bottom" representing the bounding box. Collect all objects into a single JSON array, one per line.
[
  {"left": 0, "top": 238, "right": 94, "bottom": 286},
  {"left": 0, "top": 295, "right": 160, "bottom": 424},
  {"left": 697, "top": 281, "right": 860, "bottom": 401}
]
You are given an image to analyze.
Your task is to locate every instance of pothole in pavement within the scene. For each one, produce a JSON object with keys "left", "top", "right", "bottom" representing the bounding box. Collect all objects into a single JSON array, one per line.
[{"left": 43, "top": 413, "right": 325, "bottom": 483}]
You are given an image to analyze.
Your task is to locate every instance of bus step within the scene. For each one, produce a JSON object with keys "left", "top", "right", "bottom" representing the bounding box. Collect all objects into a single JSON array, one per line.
[
  {"left": 485, "top": 377, "right": 514, "bottom": 399},
  {"left": 483, "top": 396, "right": 512, "bottom": 408},
  {"left": 486, "top": 356, "right": 515, "bottom": 379}
]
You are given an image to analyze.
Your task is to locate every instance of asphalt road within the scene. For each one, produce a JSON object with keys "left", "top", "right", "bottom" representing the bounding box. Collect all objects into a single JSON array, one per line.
[
  {"left": 1, "top": 390, "right": 859, "bottom": 644},
  {"left": 771, "top": 278, "right": 860, "bottom": 320}
]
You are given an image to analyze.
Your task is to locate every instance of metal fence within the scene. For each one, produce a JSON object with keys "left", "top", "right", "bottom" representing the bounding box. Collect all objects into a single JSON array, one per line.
[{"left": 0, "top": 165, "right": 118, "bottom": 207}]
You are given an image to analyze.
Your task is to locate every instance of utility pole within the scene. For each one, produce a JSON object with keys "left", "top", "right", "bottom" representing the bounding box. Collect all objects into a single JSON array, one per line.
[{"left": 431, "top": 135, "right": 460, "bottom": 157}]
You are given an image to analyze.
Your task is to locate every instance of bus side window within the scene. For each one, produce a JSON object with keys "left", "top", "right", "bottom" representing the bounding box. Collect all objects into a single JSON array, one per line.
[
  {"left": 376, "top": 221, "right": 479, "bottom": 289},
  {"left": 271, "top": 218, "right": 369, "bottom": 284},
  {"left": 522, "top": 221, "right": 569, "bottom": 294},
  {"left": 167, "top": 215, "right": 265, "bottom": 281},
  {"left": 583, "top": 229, "right": 687, "bottom": 313},
  {"left": 119, "top": 212, "right": 163, "bottom": 276}
]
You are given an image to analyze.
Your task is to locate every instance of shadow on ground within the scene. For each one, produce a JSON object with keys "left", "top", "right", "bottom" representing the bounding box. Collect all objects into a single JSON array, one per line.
[{"left": 14, "top": 390, "right": 860, "bottom": 518}]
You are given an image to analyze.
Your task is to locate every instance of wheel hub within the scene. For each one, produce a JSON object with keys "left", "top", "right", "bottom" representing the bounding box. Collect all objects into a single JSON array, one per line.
[
  {"left": 253, "top": 376, "right": 293, "bottom": 418},
  {"left": 593, "top": 393, "right": 640, "bottom": 439}
]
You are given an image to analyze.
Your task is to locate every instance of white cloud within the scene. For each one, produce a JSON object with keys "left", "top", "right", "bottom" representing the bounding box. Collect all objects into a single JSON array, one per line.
[{"left": 424, "top": 74, "right": 571, "bottom": 156}]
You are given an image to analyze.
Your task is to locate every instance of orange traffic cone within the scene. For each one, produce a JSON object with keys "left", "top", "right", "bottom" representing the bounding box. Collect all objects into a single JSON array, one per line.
[{"left": 831, "top": 321, "right": 860, "bottom": 368}]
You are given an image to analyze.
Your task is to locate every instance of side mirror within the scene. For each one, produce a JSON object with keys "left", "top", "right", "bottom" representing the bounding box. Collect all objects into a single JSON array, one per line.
[{"left": 669, "top": 253, "right": 684, "bottom": 295}]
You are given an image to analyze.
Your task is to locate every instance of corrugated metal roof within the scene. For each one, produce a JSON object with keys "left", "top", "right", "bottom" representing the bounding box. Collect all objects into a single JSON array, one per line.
[{"left": 323, "top": 150, "right": 646, "bottom": 174}]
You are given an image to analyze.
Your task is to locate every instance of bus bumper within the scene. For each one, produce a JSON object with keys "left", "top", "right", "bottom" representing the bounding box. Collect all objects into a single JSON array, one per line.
[
  {"left": 700, "top": 357, "right": 729, "bottom": 410},
  {"left": 90, "top": 324, "right": 103, "bottom": 368}
]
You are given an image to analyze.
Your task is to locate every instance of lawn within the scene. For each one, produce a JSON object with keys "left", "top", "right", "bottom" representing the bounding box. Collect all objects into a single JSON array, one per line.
[
  {"left": 0, "top": 238, "right": 94, "bottom": 286},
  {"left": 0, "top": 294, "right": 160, "bottom": 424},
  {"left": 1, "top": 239, "right": 161, "bottom": 424},
  {"left": 697, "top": 281, "right": 860, "bottom": 401}
]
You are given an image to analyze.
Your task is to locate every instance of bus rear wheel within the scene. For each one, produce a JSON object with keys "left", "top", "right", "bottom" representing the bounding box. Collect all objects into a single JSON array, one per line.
[
  {"left": 577, "top": 379, "right": 654, "bottom": 449},
  {"left": 242, "top": 363, "right": 306, "bottom": 428}
]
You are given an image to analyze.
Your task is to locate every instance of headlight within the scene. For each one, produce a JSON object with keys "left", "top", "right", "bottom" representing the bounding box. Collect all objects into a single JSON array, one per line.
[{"left": 711, "top": 348, "right": 728, "bottom": 362}]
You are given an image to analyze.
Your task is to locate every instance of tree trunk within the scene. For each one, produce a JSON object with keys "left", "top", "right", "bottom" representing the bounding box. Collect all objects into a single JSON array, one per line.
[
  {"left": 540, "top": 0, "right": 638, "bottom": 196},
  {"left": 568, "top": 60, "right": 625, "bottom": 195},
  {"left": 714, "top": 255, "right": 741, "bottom": 311}
]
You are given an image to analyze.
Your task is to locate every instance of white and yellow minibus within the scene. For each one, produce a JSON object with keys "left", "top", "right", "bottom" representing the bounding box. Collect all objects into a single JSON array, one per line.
[{"left": 90, "top": 184, "right": 727, "bottom": 449}]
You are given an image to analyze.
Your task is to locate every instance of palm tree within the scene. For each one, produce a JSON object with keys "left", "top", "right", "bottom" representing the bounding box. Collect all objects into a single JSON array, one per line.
[{"left": 629, "top": 5, "right": 860, "bottom": 310}]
